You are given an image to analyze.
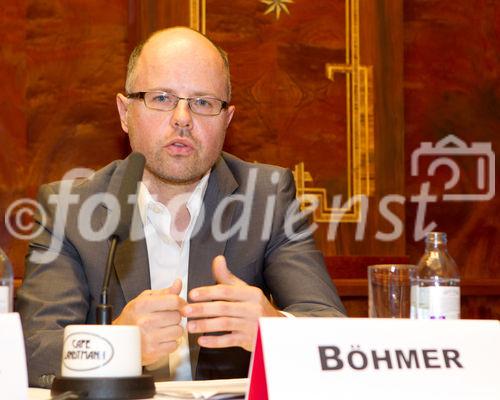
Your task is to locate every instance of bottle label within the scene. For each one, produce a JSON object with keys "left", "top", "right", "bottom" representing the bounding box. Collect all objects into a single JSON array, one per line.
[
  {"left": 411, "top": 285, "right": 460, "bottom": 319},
  {"left": 0, "top": 286, "right": 10, "bottom": 313}
]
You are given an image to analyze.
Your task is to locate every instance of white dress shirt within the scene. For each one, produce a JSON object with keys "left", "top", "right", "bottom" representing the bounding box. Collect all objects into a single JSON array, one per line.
[{"left": 137, "top": 173, "right": 210, "bottom": 380}]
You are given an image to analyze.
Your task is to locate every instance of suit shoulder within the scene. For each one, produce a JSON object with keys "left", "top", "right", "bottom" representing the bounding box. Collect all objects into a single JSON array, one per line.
[
  {"left": 41, "top": 160, "right": 122, "bottom": 197},
  {"left": 221, "top": 152, "right": 288, "bottom": 179}
]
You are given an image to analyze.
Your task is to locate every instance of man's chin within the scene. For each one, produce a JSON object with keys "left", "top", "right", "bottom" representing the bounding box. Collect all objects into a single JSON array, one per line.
[
  {"left": 144, "top": 156, "right": 217, "bottom": 186},
  {"left": 161, "top": 174, "right": 204, "bottom": 185},
  {"left": 150, "top": 167, "right": 207, "bottom": 186}
]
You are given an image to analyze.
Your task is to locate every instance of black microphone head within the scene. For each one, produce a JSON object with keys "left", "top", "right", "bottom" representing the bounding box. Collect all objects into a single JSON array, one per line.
[{"left": 113, "top": 152, "right": 145, "bottom": 242}]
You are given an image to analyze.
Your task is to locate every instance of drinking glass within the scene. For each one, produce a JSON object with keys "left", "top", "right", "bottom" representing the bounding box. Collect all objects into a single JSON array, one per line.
[{"left": 368, "top": 264, "right": 416, "bottom": 318}]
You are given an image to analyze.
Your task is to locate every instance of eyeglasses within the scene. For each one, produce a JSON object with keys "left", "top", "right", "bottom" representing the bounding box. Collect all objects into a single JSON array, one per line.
[{"left": 127, "top": 91, "right": 229, "bottom": 116}]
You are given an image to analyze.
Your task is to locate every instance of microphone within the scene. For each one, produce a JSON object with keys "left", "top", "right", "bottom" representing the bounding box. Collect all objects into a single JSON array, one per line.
[
  {"left": 51, "top": 152, "right": 156, "bottom": 400},
  {"left": 97, "top": 152, "right": 146, "bottom": 325}
]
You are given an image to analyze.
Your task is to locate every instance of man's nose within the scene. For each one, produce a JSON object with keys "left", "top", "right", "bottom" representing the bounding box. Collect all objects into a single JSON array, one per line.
[{"left": 171, "top": 99, "right": 193, "bottom": 129}]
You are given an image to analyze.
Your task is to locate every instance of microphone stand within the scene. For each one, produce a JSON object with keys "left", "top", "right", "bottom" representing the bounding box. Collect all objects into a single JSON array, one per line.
[{"left": 96, "top": 236, "right": 119, "bottom": 325}]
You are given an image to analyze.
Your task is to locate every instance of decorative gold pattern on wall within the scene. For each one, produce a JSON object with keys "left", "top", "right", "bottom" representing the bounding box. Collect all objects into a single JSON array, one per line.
[
  {"left": 293, "top": 162, "right": 359, "bottom": 223},
  {"left": 261, "top": 0, "right": 294, "bottom": 20},
  {"left": 189, "top": 0, "right": 206, "bottom": 34},
  {"left": 294, "top": 0, "right": 374, "bottom": 223},
  {"left": 192, "top": 0, "right": 374, "bottom": 224}
]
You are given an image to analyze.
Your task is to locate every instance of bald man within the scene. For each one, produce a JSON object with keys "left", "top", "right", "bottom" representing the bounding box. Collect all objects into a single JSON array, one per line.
[{"left": 17, "top": 27, "right": 345, "bottom": 387}]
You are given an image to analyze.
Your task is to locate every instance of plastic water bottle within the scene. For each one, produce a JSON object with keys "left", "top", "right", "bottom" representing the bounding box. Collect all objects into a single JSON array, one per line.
[
  {"left": 410, "top": 232, "right": 460, "bottom": 319},
  {"left": 0, "top": 247, "right": 14, "bottom": 313}
]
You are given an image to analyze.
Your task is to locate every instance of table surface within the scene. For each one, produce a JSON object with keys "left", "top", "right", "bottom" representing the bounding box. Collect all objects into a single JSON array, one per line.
[{"left": 28, "top": 378, "right": 249, "bottom": 399}]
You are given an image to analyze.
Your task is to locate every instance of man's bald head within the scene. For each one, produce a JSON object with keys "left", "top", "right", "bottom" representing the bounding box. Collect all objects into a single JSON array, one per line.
[{"left": 125, "top": 27, "right": 232, "bottom": 101}]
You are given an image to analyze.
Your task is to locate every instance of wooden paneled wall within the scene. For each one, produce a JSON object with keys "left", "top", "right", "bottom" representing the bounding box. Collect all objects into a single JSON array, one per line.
[
  {"left": 403, "top": 0, "right": 500, "bottom": 319},
  {"left": 0, "top": 0, "right": 131, "bottom": 275},
  {"left": 1, "top": 0, "right": 498, "bottom": 318}
]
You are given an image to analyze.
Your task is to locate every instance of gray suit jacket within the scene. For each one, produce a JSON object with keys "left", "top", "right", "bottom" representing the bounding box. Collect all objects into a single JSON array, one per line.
[{"left": 17, "top": 152, "right": 345, "bottom": 387}]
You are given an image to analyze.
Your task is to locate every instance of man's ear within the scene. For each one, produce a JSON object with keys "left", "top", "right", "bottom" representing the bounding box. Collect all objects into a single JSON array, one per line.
[
  {"left": 225, "top": 104, "right": 235, "bottom": 129},
  {"left": 116, "top": 93, "right": 129, "bottom": 133}
]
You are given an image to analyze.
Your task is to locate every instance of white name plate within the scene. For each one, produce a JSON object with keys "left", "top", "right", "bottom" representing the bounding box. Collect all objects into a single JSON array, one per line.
[
  {"left": 247, "top": 318, "right": 500, "bottom": 400},
  {"left": 0, "top": 313, "right": 28, "bottom": 400}
]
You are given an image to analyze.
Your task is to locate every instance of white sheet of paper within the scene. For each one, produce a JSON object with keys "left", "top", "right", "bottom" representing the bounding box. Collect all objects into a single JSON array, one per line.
[{"left": 156, "top": 378, "right": 247, "bottom": 398}]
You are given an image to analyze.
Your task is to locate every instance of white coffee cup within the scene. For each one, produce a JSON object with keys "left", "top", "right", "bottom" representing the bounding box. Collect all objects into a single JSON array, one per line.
[{"left": 61, "top": 325, "right": 142, "bottom": 378}]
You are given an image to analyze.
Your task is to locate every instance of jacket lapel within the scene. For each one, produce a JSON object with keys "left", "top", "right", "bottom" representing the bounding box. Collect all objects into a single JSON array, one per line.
[
  {"left": 103, "top": 155, "right": 151, "bottom": 303},
  {"left": 113, "top": 233, "right": 151, "bottom": 303},
  {"left": 187, "top": 155, "right": 238, "bottom": 379}
]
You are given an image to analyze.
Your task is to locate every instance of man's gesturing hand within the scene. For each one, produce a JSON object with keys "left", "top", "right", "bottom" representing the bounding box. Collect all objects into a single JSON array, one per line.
[
  {"left": 182, "top": 255, "right": 283, "bottom": 352},
  {"left": 113, "top": 278, "right": 186, "bottom": 366}
]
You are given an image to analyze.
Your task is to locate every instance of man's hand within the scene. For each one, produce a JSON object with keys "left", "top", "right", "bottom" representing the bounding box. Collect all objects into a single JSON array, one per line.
[
  {"left": 182, "top": 255, "right": 283, "bottom": 352},
  {"left": 113, "top": 278, "right": 186, "bottom": 366}
]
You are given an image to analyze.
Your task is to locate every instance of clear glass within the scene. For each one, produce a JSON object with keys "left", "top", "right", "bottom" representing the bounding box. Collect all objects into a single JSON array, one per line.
[
  {"left": 0, "top": 248, "right": 14, "bottom": 313},
  {"left": 368, "top": 264, "right": 416, "bottom": 318},
  {"left": 410, "top": 232, "right": 461, "bottom": 319}
]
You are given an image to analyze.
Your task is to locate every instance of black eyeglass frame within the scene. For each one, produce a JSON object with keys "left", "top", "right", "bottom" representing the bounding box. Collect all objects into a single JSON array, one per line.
[{"left": 127, "top": 91, "right": 229, "bottom": 116}]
